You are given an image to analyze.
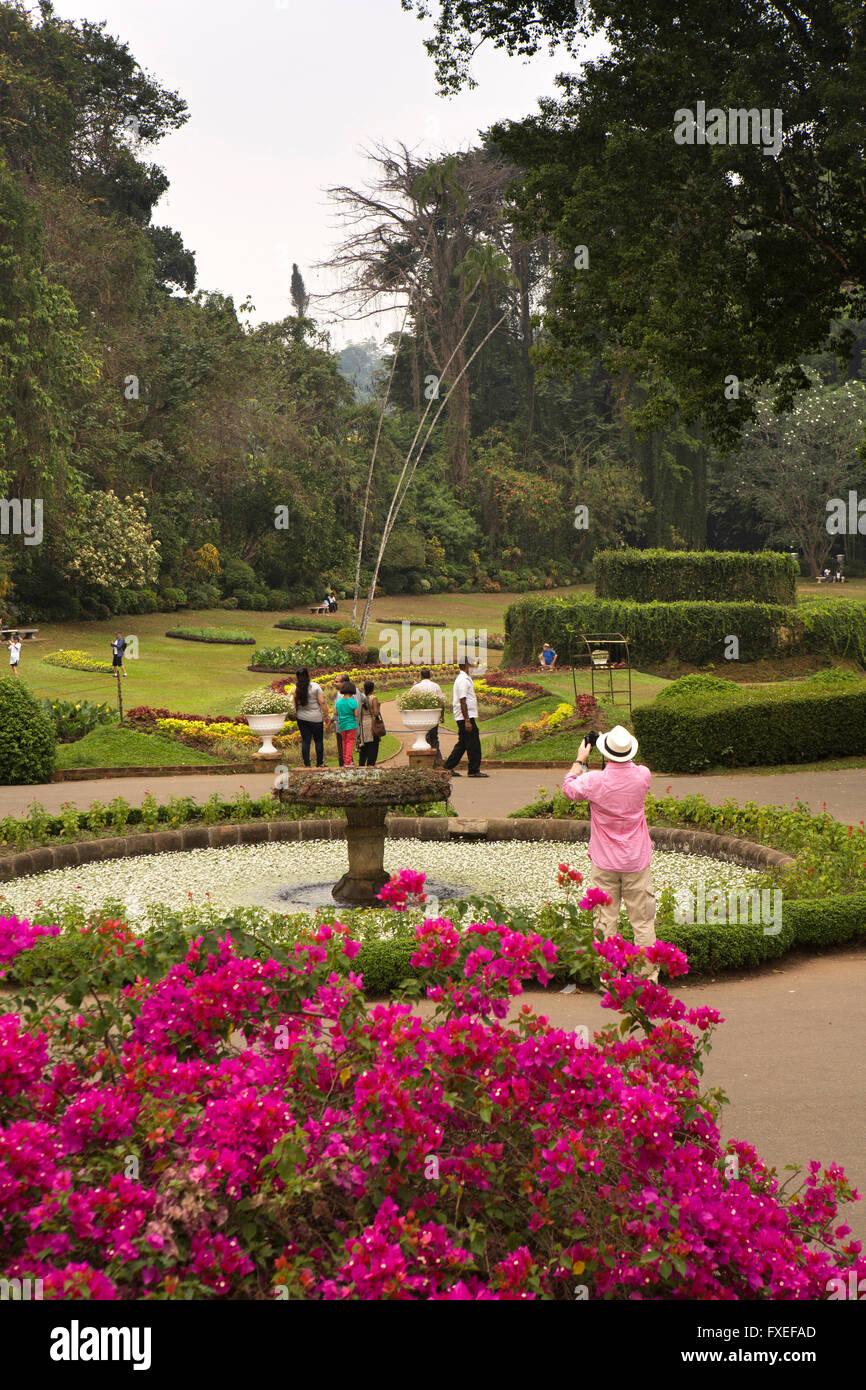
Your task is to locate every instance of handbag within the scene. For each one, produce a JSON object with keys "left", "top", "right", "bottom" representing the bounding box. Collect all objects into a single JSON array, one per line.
[{"left": 371, "top": 711, "right": 386, "bottom": 739}]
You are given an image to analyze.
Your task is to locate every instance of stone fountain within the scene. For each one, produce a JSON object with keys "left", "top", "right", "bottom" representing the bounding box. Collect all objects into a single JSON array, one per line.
[{"left": 274, "top": 767, "right": 452, "bottom": 905}]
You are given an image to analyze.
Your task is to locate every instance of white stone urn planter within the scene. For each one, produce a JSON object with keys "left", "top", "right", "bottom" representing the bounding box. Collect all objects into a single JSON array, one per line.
[
  {"left": 246, "top": 713, "right": 286, "bottom": 757},
  {"left": 401, "top": 707, "right": 441, "bottom": 751}
]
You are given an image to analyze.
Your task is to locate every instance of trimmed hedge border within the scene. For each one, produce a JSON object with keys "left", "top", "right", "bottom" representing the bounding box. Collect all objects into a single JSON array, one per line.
[
  {"left": 165, "top": 630, "right": 255, "bottom": 645},
  {"left": 633, "top": 685, "right": 866, "bottom": 772},
  {"left": 594, "top": 548, "right": 797, "bottom": 605}
]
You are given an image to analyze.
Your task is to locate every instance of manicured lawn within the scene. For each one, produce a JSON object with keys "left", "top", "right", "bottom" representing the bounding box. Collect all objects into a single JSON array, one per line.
[{"left": 55, "top": 727, "right": 220, "bottom": 769}]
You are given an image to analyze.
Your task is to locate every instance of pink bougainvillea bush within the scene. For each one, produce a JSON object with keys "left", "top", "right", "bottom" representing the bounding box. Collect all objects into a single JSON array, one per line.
[{"left": 0, "top": 904, "right": 863, "bottom": 1300}]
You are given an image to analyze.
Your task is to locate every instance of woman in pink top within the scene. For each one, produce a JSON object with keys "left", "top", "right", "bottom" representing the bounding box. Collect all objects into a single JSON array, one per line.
[{"left": 562, "top": 725, "right": 657, "bottom": 974}]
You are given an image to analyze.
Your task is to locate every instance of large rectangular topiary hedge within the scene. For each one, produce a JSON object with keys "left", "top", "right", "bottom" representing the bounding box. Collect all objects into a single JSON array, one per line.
[
  {"left": 593, "top": 548, "right": 797, "bottom": 604},
  {"left": 503, "top": 594, "right": 866, "bottom": 669},
  {"left": 632, "top": 683, "right": 866, "bottom": 772}
]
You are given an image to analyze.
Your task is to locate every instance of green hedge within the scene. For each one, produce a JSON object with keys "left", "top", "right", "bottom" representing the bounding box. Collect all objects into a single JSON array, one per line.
[
  {"left": 0, "top": 678, "right": 56, "bottom": 784},
  {"left": 503, "top": 593, "right": 866, "bottom": 669},
  {"left": 503, "top": 595, "right": 792, "bottom": 666},
  {"left": 594, "top": 548, "right": 797, "bottom": 604},
  {"left": 633, "top": 682, "right": 866, "bottom": 772}
]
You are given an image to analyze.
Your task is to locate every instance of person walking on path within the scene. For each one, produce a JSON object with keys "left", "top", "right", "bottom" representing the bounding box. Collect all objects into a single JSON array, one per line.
[
  {"left": 7, "top": 633, "right": 21, "bottom": 677},
  {"left": 335, "top": 678, "right": 362, "bottom": 765},
  {"left": 539, "top": 642, "right": 558, "bottom": 670},
  {"left": 443, "top": 658, "right": 488, "bottom": 778},
  {"left": 410, "top": 666, "right": 445, "bottom": 766},
  {"left": 561, "top": 725, "right": 657, "bottom": 979},
  {"left": 111, "top": 632, "right": 128, "bottom": 678},
  {"left": 358, "top": 679, "right": 384, "bottom": 766},
  {"left": 291, "top": 667, "right": 328, "bottom": 767}
]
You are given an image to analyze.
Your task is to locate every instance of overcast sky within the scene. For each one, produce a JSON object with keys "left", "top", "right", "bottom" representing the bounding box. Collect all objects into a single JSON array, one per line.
[{"left": 51, "top": 0, "right": 604, "bottom": 346}]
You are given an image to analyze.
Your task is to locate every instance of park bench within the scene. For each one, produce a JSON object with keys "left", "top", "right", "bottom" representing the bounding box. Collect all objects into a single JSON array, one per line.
[
  {"left": 310, "top": 604, "right": 330, "bottom": 614},
  {"left": 0, "top": 626, "right": 40, "bottom": 640}
]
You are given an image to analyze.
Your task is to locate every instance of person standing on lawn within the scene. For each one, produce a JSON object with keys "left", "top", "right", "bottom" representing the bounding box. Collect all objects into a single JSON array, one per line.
[
  {"left": 292, "top": 667, "right": 328, "bottom": 767},
  {"left": 358, "top": 679, "right": 383, "bottom": 766},
  {"left": 561, "top": 725, "right": 657, "bottom": 979},
  {"left": 111, "top": 632, "right": 128, "bottom": 678},
  {"left": 329, "top": 673, "right": 349, "bottom": 764},
  {"left": 7, "top": 633, "right": 21, "bottom": 677},
  {"left": 410, "top": 666, "right": 445, "bottom": 766},
  {"left": 443, "top": 657, "right": 487, "bottom": 778},
  {"left": 335, "top": 678, "right": 362, "bottom": 765}
]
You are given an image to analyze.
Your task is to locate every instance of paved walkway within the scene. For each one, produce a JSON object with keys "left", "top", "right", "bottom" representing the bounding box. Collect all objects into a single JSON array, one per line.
[
  {"left": 512, "top": 946, "right": 866, "bottom": 1243},
  {"left": 7, "top": 707, "right": 864, "bottom": 823}
]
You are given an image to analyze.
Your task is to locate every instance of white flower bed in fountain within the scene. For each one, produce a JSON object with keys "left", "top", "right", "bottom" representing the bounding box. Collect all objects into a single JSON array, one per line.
[{"left": 0, "top": 839, "right": 759, "bottom": 926}]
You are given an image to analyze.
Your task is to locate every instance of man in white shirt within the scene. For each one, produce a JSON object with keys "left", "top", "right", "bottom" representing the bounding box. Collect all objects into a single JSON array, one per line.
[
  {"left": 409, "top": 667, "right": 445, "bottom": 765},
  {"left": 443, "top": 658, "right": 488, "bottom": 777}
]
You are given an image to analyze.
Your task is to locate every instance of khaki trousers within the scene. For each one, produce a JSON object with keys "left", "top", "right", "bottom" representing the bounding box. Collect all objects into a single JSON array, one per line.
[{"left": 589, "top": 863, "right": 658, "bottom": 979}]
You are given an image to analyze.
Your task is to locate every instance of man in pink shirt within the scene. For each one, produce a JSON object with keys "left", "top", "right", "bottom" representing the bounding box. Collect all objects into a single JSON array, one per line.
[{"left": 562, "top": 724, "right": 657, "bottom": 972}]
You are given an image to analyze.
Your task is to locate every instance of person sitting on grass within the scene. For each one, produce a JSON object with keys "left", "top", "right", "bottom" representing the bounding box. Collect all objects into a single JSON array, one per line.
[{"left": 539, "top": 642, "right": 558, "bottom": 670}]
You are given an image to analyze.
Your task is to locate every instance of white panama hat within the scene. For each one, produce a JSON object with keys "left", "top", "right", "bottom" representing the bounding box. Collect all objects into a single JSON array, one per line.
[{"left": 597, "top": 725, "right": 639, "bottom": 762}]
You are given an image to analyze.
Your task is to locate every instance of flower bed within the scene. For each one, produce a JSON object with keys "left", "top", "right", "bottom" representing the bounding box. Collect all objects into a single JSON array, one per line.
[
  {"left": 1, "top": 909, "right": 863, "bottom": 1299},
  {"left": 165, "top": 627, "right": 255, "bottom": 644},
  {"left": 2, "top": 838, "right": 759, "bottom": 925},
  {"left": 42, "top": 650, "right": 114, "bottom": 675}
]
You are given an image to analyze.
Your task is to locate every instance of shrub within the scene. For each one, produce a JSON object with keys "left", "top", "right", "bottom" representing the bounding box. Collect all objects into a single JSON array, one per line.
[
  {"left": 247, "top": 593, "right": 269, "bottom": 611},
  {"left": 654, "top": 673, "right": 741, "bottom": 702},
  {"left": 504, "top": 595, "right": 802, "bottom": 667},
  {"left": 165, "top": 627, "right": 256, "bottom": 645},
  {"left": 251, "top": 638, "right": 347, "bottom": 670},
  {"left": 0, "top": 914, "right": 862, "bottom": 1300},
  {"left": 0, "top": 678, "right": 56, "bottom": 783},
  {"left": 40, "top": 698, "right": 114, "bottom": 743},
  {"left": 633, "top": 683, "right": 866, "bottom": 772},
  {"left": 232, "top": 589, "right": 253, "bottom": 608},
  {"left": 594, "top": 548, "right": 797, "bottom": 604},
  {"left": 275, "top": 616, "right": 344, "bottom": 634},
  {"left": 139, "top": 590, "right": 159, "bottom": 613},
  {"left": 221, "top": 597, "right": 239, "bottom": 610},
  {"left": 336, "top": 625, "right": 361, "bottom": 645},
  {"left": 267, "top": 589, "right": 292, "bottom": 609}
]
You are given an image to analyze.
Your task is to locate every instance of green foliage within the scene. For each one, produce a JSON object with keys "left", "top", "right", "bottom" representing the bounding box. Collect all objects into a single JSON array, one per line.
[
  {"left": 40, "top": 697, "right": 114, "bottom": 742},
  {"left": 594, "top": 549, "right": 797, "bottom": 605},
  {"left": 0, "top": 679, "right": 56, "bottom": 783},
  {"left": 503, "top": 594, "right": 803, "bottom": 667},
  {"left": 654, "top": 674, "right": 741, "bottom": 703},
  {"left": 165, "top": 626, "right": 255, "bottom": 644},
  {"left": 633, "top": 683, "right": 866, "bottom": 773},
  {"left": 335, "top": 626, "right": 361, "bottom": 645},
  {"left": 252, "top": 638, "right": 346, "bottom": 670}
]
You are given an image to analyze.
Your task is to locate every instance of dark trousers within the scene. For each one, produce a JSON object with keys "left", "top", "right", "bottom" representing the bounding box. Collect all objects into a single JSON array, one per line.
[
  {"left": 444, "top": 717, "right": 481, "bottom": 774},
  {"left": 334, "top": 724, "right": 344, "bottom": 765},
  {"left": 425, "top": 722, "right": 444, "bottom": 765},
  {"left": 358, "top": 737, "right": 381, "bottom": 766},
  {"left": 297, "top": 719, "right": 324, "bottom": 767}
]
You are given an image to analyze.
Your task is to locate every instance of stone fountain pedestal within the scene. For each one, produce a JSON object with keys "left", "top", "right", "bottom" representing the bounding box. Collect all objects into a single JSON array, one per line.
[
  {"left": 273, "top": 767, "right": 452, "bottom": 907},
  {"left": 331, "top": 805, "right": 389, "bottom": 904}
]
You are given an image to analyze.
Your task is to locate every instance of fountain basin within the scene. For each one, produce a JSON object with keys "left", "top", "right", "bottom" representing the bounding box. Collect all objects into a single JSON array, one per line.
[{"left": 274, "top": 767, "right": 451, "bottom": 905}]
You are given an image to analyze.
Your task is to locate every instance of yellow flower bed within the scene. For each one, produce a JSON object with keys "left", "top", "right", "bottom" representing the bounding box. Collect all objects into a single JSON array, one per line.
[
  {"left": 43, "top": 650, "right": 114, "bottom": 674},
  {"left": 156, "top": 718, "right": 300, "bottom": 747},
  {"left": 518, "top": 702, "right": 574, "bottom": 742}
]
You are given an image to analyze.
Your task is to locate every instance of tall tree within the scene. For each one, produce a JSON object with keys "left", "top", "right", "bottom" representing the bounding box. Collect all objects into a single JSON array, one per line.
[
  {"left": 404, "top": 0, "right": 866, "bottom": 448},
  {"left": 290, "top": 263, "right": 310, "bottom": 318}
]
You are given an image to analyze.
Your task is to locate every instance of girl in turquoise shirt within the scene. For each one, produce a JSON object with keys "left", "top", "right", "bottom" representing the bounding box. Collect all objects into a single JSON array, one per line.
[{"left": 335, "top": 680, "right": 361, "bottom": 763}]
